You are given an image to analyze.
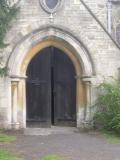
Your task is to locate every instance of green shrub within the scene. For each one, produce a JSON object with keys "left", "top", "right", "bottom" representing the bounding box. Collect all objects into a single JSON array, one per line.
[
  {"left": 0, "top": 0, "right": 18, "bottom": 48},
  {"left": 0, "top": 66, "right": 8, "bottom": 77},
  {"left": 0, "top": 0, "right": 19, "bottom": 77},
  {"left": 94, "top": 112, "right": 113, "bottom": 130},
  {"left": 93, "top": 80, "right": 120, "bottom": 133},
  {"left": 109, "top": 114, "right": 120, "bottom": 133}
]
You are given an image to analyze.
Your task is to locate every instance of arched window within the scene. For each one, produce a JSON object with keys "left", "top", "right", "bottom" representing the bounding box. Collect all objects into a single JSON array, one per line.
[{"left": 116, "top": 24, "right": 120, "bottom": 45}]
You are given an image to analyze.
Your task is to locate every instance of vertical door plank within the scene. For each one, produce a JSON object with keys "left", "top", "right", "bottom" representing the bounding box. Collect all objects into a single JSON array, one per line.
[
  {"left": 53, "top": 48, "right": 76, "bottom": 127},
  {"left": 26, "top": 47, "right": 51, "bottom": 127}
]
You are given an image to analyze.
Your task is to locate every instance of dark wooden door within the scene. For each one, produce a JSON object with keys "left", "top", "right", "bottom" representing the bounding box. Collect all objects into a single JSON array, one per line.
[
  {"left": 26, "top": 48, "right": 51, "bottom": 127},
  {"left": 26, "top": 47, "right": 76, "bottom": 127},
  {"left": 53, "top": 48, "right": 76, "bottom": 126}
]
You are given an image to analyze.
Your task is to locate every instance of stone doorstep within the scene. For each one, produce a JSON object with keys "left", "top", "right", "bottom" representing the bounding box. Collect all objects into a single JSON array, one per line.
[{"left": 24, "top": 126, "right": 78, "bottom": 136}]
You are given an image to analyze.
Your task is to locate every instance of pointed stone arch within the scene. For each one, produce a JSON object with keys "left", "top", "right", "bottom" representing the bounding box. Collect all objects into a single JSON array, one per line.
[
  {"left": 8, "top": 26, "right": 95, "bottom": 77},
  {"left": 8, "top": 26, "right": 95, "bottom": 129}
]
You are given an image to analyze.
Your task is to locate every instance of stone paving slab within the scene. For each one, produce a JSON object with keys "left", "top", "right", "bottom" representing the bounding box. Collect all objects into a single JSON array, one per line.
[{"left": 24, "top": 127, "right": 78, "bottom": 135}]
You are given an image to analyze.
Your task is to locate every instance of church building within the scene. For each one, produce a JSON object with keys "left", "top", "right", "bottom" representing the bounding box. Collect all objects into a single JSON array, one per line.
[{"left": 0, "top": 0, "right": 120, "bottom": 129}]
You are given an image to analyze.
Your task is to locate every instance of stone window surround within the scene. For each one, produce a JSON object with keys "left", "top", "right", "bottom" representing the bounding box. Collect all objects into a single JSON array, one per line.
[{"left": 39, "top": 0, "right": 64, "bottom": 13}]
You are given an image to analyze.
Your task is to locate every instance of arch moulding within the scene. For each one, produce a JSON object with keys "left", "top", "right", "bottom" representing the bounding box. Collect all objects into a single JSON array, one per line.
[{"left": 8, "top": 26, "right": 94, "bottom": 77}]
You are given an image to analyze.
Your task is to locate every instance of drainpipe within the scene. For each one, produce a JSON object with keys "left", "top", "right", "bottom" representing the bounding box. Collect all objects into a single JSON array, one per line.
[{"left": 107, "top": 0, "right": 112, "bottom": 33}]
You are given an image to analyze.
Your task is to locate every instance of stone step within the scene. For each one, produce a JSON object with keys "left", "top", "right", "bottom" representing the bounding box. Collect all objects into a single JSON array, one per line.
[{"left": 24, "top": 126, "right": 78, "bottom": 136}]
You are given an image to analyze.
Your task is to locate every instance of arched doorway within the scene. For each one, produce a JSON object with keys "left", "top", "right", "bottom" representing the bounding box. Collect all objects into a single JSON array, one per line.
[
  {"left": 8, "top": 26, "right": 95, "bottom": 129},
  {"left": 26, "top": 46, "right": 76, "bottom": 127}
]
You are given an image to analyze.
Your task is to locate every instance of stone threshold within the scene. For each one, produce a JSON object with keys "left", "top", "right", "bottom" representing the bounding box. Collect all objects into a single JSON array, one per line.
[{"left": 24, "top": 126, "right": 78, "bottom": 136}]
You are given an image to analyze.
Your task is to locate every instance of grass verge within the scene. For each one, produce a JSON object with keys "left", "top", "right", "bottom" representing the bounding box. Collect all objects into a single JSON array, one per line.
[
  {"left": 0, "top": 133, "right": 16, "bottom": 143},
  {"left": 0, "top": 150, "right": 21, "bottom": 160},
  {"left": 102, "top": 131, "right": 120, "bottom": 144},
  {"left": 41, "top": 155, "right": 63, "bottom": 160}
]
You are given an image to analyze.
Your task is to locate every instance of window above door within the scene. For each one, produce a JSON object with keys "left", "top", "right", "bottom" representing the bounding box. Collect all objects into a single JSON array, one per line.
[{"left": 39, "top": 0, "right": 64, "bottom": 14}]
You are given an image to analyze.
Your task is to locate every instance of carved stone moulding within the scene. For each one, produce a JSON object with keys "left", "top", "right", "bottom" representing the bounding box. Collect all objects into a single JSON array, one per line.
[{"left": 40, "top": 0, "right": 64, "bottom": 14}]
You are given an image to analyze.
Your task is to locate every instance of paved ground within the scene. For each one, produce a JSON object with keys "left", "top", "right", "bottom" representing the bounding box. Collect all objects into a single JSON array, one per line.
[{"left": 1, "top": 128, "right": 120, "bottom": 160}]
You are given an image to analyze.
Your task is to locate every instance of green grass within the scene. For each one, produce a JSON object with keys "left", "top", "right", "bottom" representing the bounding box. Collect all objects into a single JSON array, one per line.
[
  {"left": 103, "top": 131, "right": 120, "bottom": 144},
  {"left": 41, "top": 155, "right": 63, "bottom": 160},
  {"left": 0, "top": 133, "right": 16, "bottom": 143},
  {"left": 0, "top": 150, "right": 21, "bottom": 160}
]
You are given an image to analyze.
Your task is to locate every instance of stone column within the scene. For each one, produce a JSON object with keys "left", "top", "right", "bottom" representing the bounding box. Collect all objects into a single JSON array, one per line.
[
  {"left": 11, "top": 75, "right": 27, "bottom": 129},
  {"left": 75, "top": 75, "right": 92, "bottom": 128},
  {"left": 76, "top": 75, "right": 85, "bottom": 127},
  {"left": 11, "top": 79, "right": 20, "bottom": 129},
  {"left": 84, "top": 81, "right": 91, "bottom": 121},
  {"left": 82, "top": 77, "right": 92, "bottom": 128},
  {"left": 21, "top": 79, "right": 27, "bottom": 128}
]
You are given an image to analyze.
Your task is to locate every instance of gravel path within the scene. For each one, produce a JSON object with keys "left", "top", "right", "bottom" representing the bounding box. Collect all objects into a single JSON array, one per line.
[{"left": 0, "top": 130, "right": 120, "bottom": 160}]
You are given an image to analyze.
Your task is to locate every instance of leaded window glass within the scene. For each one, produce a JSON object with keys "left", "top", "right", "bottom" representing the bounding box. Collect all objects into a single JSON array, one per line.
[
  {"left": 40, "top": 0, "right": 64, "bottom": 14},
  {"left": 45, "top": 0, "right": 58, "bottom": 9}
]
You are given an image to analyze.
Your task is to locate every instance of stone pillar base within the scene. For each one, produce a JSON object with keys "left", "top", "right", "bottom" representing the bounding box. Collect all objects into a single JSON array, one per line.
[
  {"left": 12, "top": 122, "right": 20, "bottom": 130},
  {"left": 78, "top": 121, "right": 93, "bottom": 132}
]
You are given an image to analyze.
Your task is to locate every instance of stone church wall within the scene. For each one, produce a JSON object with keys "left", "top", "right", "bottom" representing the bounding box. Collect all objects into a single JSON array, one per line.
[{"left": 0, "top": 0, "right": 120, "bottom": 129}]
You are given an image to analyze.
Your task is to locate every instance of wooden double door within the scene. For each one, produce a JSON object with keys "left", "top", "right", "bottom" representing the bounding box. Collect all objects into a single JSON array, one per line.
[{"left": 26, "top": 46, "right": 76, "bottom": 127}]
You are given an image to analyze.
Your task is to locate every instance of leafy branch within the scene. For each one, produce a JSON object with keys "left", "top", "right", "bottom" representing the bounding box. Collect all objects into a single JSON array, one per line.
[{"left": 0, "top": 0, "right": 19, "bottom": 76}]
